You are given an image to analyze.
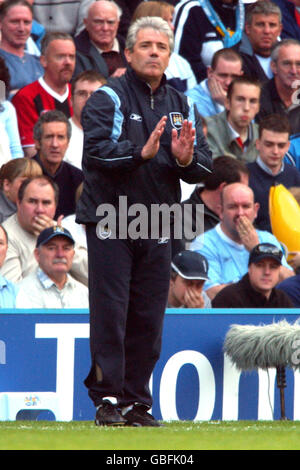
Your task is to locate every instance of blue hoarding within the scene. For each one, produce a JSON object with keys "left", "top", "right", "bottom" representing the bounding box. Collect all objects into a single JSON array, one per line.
[{"left": 1, "top": 308, "right": 300, "bottom": 421}]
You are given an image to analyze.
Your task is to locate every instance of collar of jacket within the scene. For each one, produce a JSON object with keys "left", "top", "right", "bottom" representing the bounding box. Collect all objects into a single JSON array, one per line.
[{"left": 124, "top": 65, "right": 168, "bottom": 94}]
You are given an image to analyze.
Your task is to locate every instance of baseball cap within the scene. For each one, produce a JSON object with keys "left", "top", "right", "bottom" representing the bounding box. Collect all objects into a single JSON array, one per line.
[
  {"left": 171, "top": 250, "right": 209, "bottom": 281},
  {"left": 36, "top": 226, "right": 75, "bottom": 248},
  {"left": 248, "top": 243, "right": 283, "bottom": 266}
]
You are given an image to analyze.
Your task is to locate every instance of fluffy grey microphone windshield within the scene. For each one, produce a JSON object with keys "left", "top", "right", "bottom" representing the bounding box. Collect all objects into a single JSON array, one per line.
[{"left": 223, "top": 320, "right": 300, "bottom": 370}]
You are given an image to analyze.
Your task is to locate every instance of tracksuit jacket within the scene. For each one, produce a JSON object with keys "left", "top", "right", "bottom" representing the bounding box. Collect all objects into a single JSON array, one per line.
[{"left": 76, "top": 66, "right": 212, "bottom": 226}]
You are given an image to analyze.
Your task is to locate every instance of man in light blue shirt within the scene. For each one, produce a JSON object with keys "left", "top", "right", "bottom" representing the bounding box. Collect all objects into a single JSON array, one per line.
[
  {"left": 185, "top": 48, "right": 243, "bottom": 118},
  {"left": 190, "top": 182, "right": 294, "bottom": 300},
  {"left": 0, "top": 1, "right": 44, "bottom": 95},
  {"left": 0, "top": 224, "right": 18, "bottom": 308}
]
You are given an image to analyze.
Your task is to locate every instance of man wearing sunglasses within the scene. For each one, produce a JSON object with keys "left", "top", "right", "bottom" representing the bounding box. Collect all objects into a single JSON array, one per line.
[{"left": 212, "top": 242, "right": 294, "bottom": 307}]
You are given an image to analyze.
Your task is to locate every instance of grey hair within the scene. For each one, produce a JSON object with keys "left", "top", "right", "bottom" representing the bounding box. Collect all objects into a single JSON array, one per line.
[
  {"left": 245, "top": 1, "right": 282, "bottom": 25},
  {"left": 125, "top": 16, "right": 174, "bottom": 53},
  {"left": 271, "top": 38, "right": 300, "bottom": 62},
  {"left": 33, "top": 110, "right": 72, "bottom": 142},
  {"left": 88, "top": 0, "right": 122, "bottom": 20}
]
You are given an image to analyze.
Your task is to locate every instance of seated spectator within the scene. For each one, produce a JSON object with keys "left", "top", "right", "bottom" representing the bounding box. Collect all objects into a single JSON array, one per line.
[
  {"left": 0, "top": 157, "right": 42, "bottom": 223},
  {"left": 277, "top": 272, "right": 300, "bottom": 307},
  {"left": 74, "top": 0, "right": 126, "bottom": 78},
  {"left": 0, "top": 57, "right": 23, "bottom": 158},
  {"left": 248, "top": 114, "right": 300, "bottom": 233},
  {"left": 286, "top": 132, "right": 300, "bottom": 170},
  {"left": 256, "top": 39, "right": 300, "bottom": 135},
  {"left": 181, "top": 156, "right": 249, "bottom": 248},
  {"left": 12, "top": 31, "right": 75, "bottom": 158},
  {"left": 212, "top": 242, "right": 294, "bottom": 307},
  {"left": 32, "top": 0, "right": 93, "bottom": 37},
  {"left": 186, "top": 48, "right": 243, "bottom": 118},
  {"left": 0, "top": 224, "right": 18, "bottom": 307},
  {"left": 173, "top": 0, "right": 245, "bottom": 82},
  {"left": 15, "top": 226, "right": 89, "bottom": 308},
  {"left": 236, "top": 1, "right": 282, "bottom": 83},
  {"left": 64, "top": 70, "right": 106, "bottom": 170},
  {"left": 272, "top": 0, "right": 300, "bottom": 42},
  {"left": 32, "top": 110, "right": 84, "bottom": 219},
  {"left": 206, "top": 76, "right": 260, "bottom": 162},
  {"left": 0, "top": 175, "right": 88, "bottom": 286},
  {"left": 131, "top": 1, "right": 197, "bottom": 93},
  {"left": 190, "top": 183, "right": 293, "bottom": 300},
  {"left": 0, "top": 0, "right": 44, "bottom": 94},
  {"left": 168, "top": 250, "right": 211, "bottom": 308}
]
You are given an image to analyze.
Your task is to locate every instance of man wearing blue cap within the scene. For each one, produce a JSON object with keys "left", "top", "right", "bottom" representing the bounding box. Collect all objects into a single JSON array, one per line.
[
  {"left": 212, "top": 243, "right": 294, "bottom": 307},
  {"left": 168, "top": 250, "right": 211, "bottom": 308},
  {"left": 15, "top": 226, "right": 89, "bottom": 308}
]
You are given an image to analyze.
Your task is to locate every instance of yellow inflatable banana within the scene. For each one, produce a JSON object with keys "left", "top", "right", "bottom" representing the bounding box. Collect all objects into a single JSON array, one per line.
[{"left": 269, "top": 184, "right": 300, "bottom": 258}]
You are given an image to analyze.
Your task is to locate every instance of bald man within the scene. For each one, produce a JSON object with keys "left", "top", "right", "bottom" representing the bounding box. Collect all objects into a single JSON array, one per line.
[
  {"left": 74, "top": 0, "right": 127, "bottom": 78},
  {"left": 190, "top": 183, "right": 293, "bottom": 299}
]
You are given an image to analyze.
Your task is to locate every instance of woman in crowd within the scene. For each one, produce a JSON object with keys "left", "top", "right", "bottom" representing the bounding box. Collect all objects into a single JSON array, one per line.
[
  {"left": 0, "top": 57, "right": 24, "bottom": 159},
  {"left": 0, "top": 158, "right": 42, "bottom": 223}
]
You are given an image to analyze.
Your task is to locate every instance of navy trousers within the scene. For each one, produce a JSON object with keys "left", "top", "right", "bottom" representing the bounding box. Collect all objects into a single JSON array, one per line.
[{"left": 85, "top": 224, "right": 172, "bottom": 408}]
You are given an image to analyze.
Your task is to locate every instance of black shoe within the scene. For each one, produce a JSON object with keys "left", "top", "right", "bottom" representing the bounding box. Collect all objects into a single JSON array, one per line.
[
  {"left": 95, "top": 401, "right": 126, "bottom": 426},
  {"left": 122, "top": 404, "right": 162, "bottom": 427}
]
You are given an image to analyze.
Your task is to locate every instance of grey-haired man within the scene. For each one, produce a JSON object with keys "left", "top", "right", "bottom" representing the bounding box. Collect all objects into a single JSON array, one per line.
[
  {"left": 76, "top": 16, "right": 212, "bottom": 426},
  {"left": 15, "top": 226, "right": 89, "bottom": 308}
]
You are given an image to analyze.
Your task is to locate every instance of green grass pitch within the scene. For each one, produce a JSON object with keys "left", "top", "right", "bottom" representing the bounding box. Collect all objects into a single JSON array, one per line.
[{"left": 1, "top": 420, "right": 300, "bottom": 450}]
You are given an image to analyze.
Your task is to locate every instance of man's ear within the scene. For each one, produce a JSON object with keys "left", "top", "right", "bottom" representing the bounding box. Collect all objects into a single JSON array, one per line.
[
  {"left": 124, "top": 48, "right": 132, "bottom": 64},
  {"left": 40, "top": 54, "right": 47, "bottom": 69},
  {"left": 207, "top": 66, "right": 214, "bottom": 79},
  {"left": 33, "top": 247, "right": 40, "bottom": 263},
  {"left": 253, "top": 202, "right": 260, "bottom": 220},
  {"left": 270, "top": 60, "right": 277, "bottom": 76},
  {"left": 224, "top": 95, "right": 230, "bottom": 112},
  {"left": 34, "top": 139, "right": 41, "bottom": 152}
]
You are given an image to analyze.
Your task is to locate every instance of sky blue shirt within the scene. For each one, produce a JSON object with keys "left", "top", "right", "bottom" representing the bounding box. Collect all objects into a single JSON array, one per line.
[
  {"left": 190, "top": 223, "right": 292, "bottom": 291},
  {"left": 0, "top": 274, "right": 18, "bottom": 309},
  {"left": 0, "top": 49, "right": 43, "bottom": 92},
  {"left": 185, "top": 79, "right": 224, "bottom": 118}
]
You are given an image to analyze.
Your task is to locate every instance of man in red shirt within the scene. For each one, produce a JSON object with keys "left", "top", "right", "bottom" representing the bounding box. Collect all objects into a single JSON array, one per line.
[{"left": 12, "top": 31, "right": 75, "bottom": 157}]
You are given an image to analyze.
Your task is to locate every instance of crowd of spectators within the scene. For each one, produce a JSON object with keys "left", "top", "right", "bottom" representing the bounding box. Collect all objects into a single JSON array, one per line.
[{"left": 0, "top": 0, "right": 300, "bottom": 310}]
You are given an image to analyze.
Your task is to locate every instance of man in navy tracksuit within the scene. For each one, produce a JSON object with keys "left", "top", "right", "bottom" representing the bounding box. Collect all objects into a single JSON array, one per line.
[{"left": 76, "top": 16, "right": 212, "bottom": 427}]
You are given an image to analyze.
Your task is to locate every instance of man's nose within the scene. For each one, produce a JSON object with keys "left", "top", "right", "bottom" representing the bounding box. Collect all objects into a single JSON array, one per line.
[
  {"left": 35, "top": 201, "right": 45, "bottom": 213},
  {"left": 55, "top": 246, "right": 65, "bottom": 257},
  {"left": 150, "top": 45, "right": 159, "bottom": 55},
  {"left": 263, "top": 24, "right": 271, "bottom": 34},
  {"left": 263, "top": 265, "right": 271, "bottom": 275},
  {"left": 237, "top": 205, "right": 245, "bottom": 216},
  {"left": 50, "top": 136, "right": 59, "bottom": 146},
  {"left": 243, "top": 100, "right": 250, "bottom": 111}
]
